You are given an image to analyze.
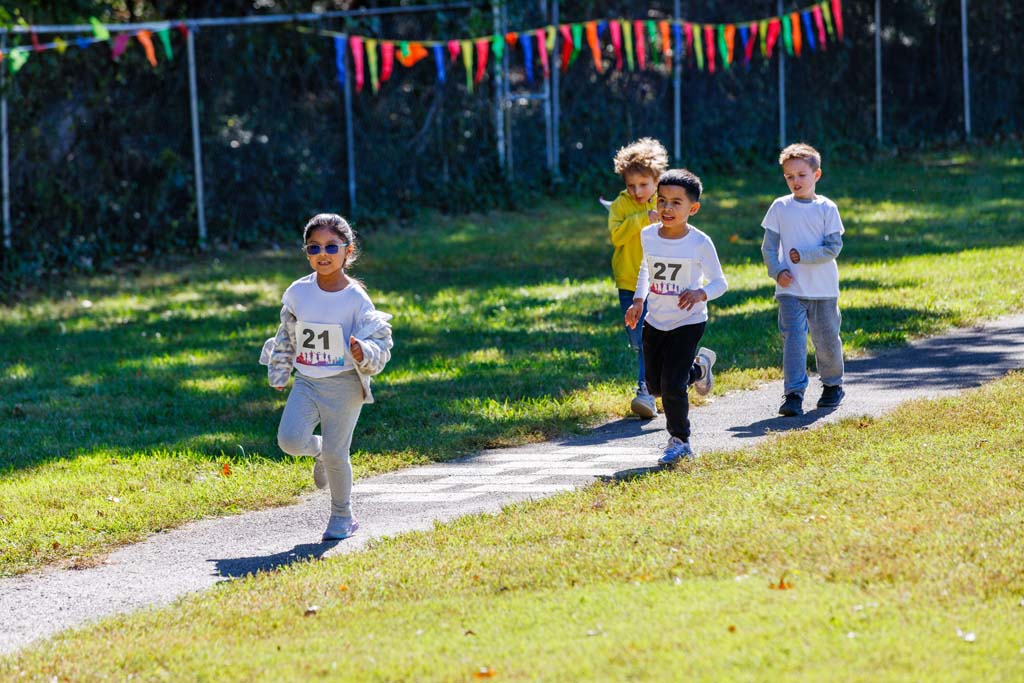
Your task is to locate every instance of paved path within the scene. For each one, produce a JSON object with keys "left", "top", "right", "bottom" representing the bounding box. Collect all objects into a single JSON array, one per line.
[{"left": 2, "top": 313, "right": 1023, "bottom": 654}]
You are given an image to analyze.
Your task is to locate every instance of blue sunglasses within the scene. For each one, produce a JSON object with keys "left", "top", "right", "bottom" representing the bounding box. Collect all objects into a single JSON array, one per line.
[{"left": 303, "top": 242, "right": 348, "bottom": 256}]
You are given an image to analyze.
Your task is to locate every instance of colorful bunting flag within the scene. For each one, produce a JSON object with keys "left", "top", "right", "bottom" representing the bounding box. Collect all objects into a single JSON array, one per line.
[
  {"left": 743, "top": 22, "right": 758, "bottom": 68},
  {"left": 724, "top": 24, "right": 736, "bottom": 68},
  {"left": 475, "top": 38, "right": 490, "bottom": 83},
  {"left": 432, "top": 44, "right": 445, "bottom": 83},
  {"left": 54, "top": 37, "right": 68, "bottom": 54},
  {"left": 111, "top": 33, "right": 130, "bottom": 60},
  {"left": 684, "top": 23, "right": 694, "bottom": 64},
  {"left": 136, "top": 30, "right": 158, "bottom": 66},
  {"left": 460, "top": 39, "right": 473, "bottom": 91},
  {"left": 790, "top": 12, "right": 803, "bottom": 57},
  {"left": 333, "top": 36, "right": 347, "bottom": 88},
  {"left": 447, "top": 40, "right": 460, "bottom": 63},
  {"left": 365, "top": 39, "right": 379, "bottom": 93},
  {"left": 703, "top": 25, "right": 715, "bottom": 73},
  {"left": 621, "top": 20, "right": 634, "bottom": 71},
  {"left": 380, "top": 42, "right": 394, "bottom": 82},
  {"left": 813, "top": 5, "right": 827, "bottom": 49},
  {"left": 782, "top": 15, "right": 793, "bottom": 56},
  {"left": 610, "top": 20, "right": 623, "bottom": 71},
  {"left": 90, "top": 17, "right": 110, "bottom": 41},
  {"left": 559, "top": 25, "right": 573, "bottom": 71},
  {"left": 491, "top": 33, "right": 505, "bottom": 61},
  {"left": 801, "top": 11, "right": 816, "bottom": 52},
  {"left": 521, "top": 31, "right": 534, "bottom": 83},
  {"left": 8, "top": 49, "right": 29, "bottom": 73},
  {"left": 832, "top": 0, "right": 844, "bottom": 41},
  {"left": 534, "top": 29, "right": 549, "bottom": 78},
  {"left": 634, "top": 20, "right": 647, "bottom": 70},
  {"left": 822, "top": 2, "right": 836, "bottom": 39},
  {"left": 692, "top": 24, "right": 704, "bottom": 71},
  {"left": 766, "top": 18, "right": 781, "bottom": 59},
  {"left": 156, "top": 28, "right": 173, "bottom": 59},
  {"left": 659, "top": 21, "right": 671, "bottom": 68},
  {"left": 350, "top": 36, "right": 365, "bottom": 93},
  {"left": 585, "top": 21, "right": 602, "bottom": 73},
  {"left": 396, "top": 42, "right": 428, "bottom": 67}
]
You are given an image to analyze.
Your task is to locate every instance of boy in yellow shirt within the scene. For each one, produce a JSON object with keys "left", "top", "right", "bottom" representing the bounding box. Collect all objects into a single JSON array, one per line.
[{"left": 608, "top": 138, "right": 668, "bottom": 418}]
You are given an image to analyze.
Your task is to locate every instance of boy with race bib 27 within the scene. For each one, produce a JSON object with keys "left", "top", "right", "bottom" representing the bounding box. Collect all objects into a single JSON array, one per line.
[
  {"left": 260, "top": 213, "right": 393, "bottom": 541},
  {"left": 625, "top": 170, "right": 726, "bottom": 465}
]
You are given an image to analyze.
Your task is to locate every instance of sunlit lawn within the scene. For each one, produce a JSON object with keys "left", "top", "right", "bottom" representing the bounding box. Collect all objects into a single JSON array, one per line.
[{"left": 0, "top": 148, "right": 1022, "bottom": 575}]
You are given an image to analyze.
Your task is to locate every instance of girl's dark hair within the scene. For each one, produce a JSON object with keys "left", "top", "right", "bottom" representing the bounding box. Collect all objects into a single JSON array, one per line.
[
  {"left": 303, "top": 213, "right": 360, "bottom": 269},
  {"left": 657, "top": 169, "right": 703, "bottom": 203}
]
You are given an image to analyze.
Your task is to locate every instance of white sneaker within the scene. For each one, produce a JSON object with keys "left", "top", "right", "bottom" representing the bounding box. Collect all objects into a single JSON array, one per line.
[
  {"left": 312, "top": 455, "right": 328, "bottom": 490},
  {"left": 630, "top": 383, "right": 657, "bottom": 418},
  {"left": 659, "top": 437, "right": 696, "bottom": 465},
  {"left": 322, "top": 515, "right": 359, "bottom": 541},
  {"left": 693, "top": 347, "right": 716, "bottom": 396}
]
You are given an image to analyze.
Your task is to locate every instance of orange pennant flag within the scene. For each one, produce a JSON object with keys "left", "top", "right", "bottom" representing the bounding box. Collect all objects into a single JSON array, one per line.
[
  {"left": 396, "top": 42, "right": 429, "bottom": 67},
  {"left": 136, "top": 30, "right": 158, "bottom": 67},
  {"left": 585, "top": 21, "right": 603, "bottom": 73}
]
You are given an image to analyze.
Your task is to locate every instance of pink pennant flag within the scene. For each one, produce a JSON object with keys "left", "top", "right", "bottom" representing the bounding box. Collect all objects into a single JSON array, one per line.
[
  {"left": 609, "top": 21, "right": 623, "bottom": 71},
  {"left": 474, "top": 38, "right": 490, "bottom": 83},
  {"left": 813, "top": 5, "right": 827, "bottom": 49},
  {"left": 633, "top": 20, "right": 647, "bottom": 70},
  {"left": 111, "top": 33, "right": 130, "bottom": 60},
  {"left": 380, "top": 41, "right": 395, "bottom": 82},
  {"left": 703, "top": 25, "right": 715, "bottom": 73},
  {"left": 765, "top": 19, "right": 781, "bottom": 58},
  {"left": 447, "top": 39, "right": 460, "bottom": 63},
  {"left": 350, "top": 36, "right": 365, "bottom": 93},
  {"left": 684, "top": 23, "right": 694, "bottom": 64},
  {"left": 832, "top": 0, "right": 844, "bottom": 41},
  {"left": 534, "top": 29, "right": 550, "bottom": 78},
  {"left": 743, "top": 22, "right": 759, "bottom": 66}
]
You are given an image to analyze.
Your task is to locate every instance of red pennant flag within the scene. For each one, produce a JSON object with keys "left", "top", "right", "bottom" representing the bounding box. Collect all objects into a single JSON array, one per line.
[
  {"left": 505, "top": 32, "right": 518, "bottom": 48},
  {"left": 832, "top": 0, "right": 844, "bottom": 41},
  {"left": 609, "top": 21, "right": 623, "bottom": 71},
  {"left": 380, "top": 42, "right": 395, "bottom": 82},
  {"left": 703, "top": 25, "right": 715, "bottom": 73},
  {"left": 136, "top": 30, "right": 158, "bottom": 66},
  {"left": 176, "top": 23, "right": 189, "bottom": 39},
  {"left": 447, "top": 39, "right": 460, "bottom": 63},
  {"left": 766, "top": 19, "right": 781, "bottom": 58},
  {"left": 31, "top": 32, "right": 43, "bottom": 52},
  {"left": 684, "top": 23, "right": 694, "bottom": 64},
  {"left": 813, "top": 5, "right": 827, "bottom": 48},
  {"left": 743, "top": 22, "right": 759, "bottom": 66},
  {"left": 534, "top": 29, "right": 549, "bottom": 78},
  {"left": 559, "top": 25, "right": 573, "bottom": 71},
  {"left": 585, "top": 21, "right": 603, "bottom": 73},
  {"left": 474, "top": 39, "right": 490, "bottom": 83},
  {"left": 634, "top": 21, "right": 647, "bottom": 70},
  {"left": 350, "top": 36, "right": 365, "bottom": 92}
]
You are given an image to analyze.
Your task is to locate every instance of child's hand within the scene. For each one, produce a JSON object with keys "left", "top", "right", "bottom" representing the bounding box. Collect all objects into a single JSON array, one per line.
[
  {"left": 624, "top": 301, "right": 644, "bottom": 329},
  {"left": 789, "top": 248, "right": 801, "bottom": 263},
  {"left": 777, "top": 270, "right": 795, "bottom": 287},
  {"left": 677, "top": 288, "right": 707, "bottom": 311},
  {"left": 272, "top": 385, "right": 286, "bottom": 392},
  {"left": 349, "top": 335, "right": 364, "bottom": 363},
  {"left": 647, "top": 209, "right": 659, "bottom": 224}
]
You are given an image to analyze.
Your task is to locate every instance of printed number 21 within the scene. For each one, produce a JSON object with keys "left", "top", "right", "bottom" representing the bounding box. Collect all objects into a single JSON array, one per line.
[
  {"left": 653, "top": 262, "right": 681, "bottom": 280},
  {"left": 302, "top": 329, "right": 330, "bottom": 350}
]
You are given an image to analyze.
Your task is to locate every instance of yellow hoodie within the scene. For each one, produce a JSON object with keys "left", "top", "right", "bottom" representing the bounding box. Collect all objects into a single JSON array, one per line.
[{"left": 608, "top": 188, "right": 657, "bottom": 290}]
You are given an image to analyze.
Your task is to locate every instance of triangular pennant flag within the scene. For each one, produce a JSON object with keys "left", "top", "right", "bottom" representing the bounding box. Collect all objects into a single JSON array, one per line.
[
  {"left": 813, "top": 5, "right": 827, "bottom": 49},
  {"left": 447, "top": 40, "right": 460, "bottom": 63},
  {"left": 521, "top": 31, "right": 534, "bottom": 83},
  {"left": 31, "top": 32, "right": 43, "bottom": 53},
  {"left": 136, "top": 30, "right": 158, "bottom": 66},
  {"left": 693, "top": 25, "right": 704, "bottom": 70},
  {"left": 333, "top": 38, "right": 351, "bottom": 94},
  {"left": 559, "top": 25, "right": 573, "bottom": 71},
  {"left": 571, "top": 23, "right": 583, "bottom": 66},
  {"left": 505, "top": 32, "right": 518, "bottom": 48},
  {"left": 790, "top": 12, "right": 803, "bottom": 57},
  {"left": 546, "top": 26, "right": 556, "bottom": 52},
  {"left": 433, "top": 44, "right": 446, "bottom": 83},
  {"left": 634, "top": 20, "right": 647, "bottom": 70},
  {"left": 54, "top": 37, "right": 68, "bottom": 54},
  {"left": 474, "top": 38, "right": 490, "bottom": 84},
  {"left": 659, "top": 21, "right": 671, "bottom": 68},
  {"left": 822, "top": 2, "right": 836, "bottom": 39},
  {"left": 801, "top": 11, "right": 816, "bottom": 52},
  {"left": 724, "top": 24, "right": 736, "bottom": 68},
  {"left": 350, "top": 36, "right": 365, "bottom": 93},
  {"left": 75, "top": 37, "right": 92, "bottom": 50},
  {"left": 782, "top": 15, "right": 793, "bottom": 56},
  {"left": 156, "top": 28, "right": 173, "bottom": 60},
  {"left": 365, "top": 39, "right": 380, "bottom": 93},
  {"left": 111, "top": 33, "right": 130, "bottom": 60},
  {"left": 717, "top": 25, "right": 728, "bottom": 70},
  {"left": 759, "top": 20, "right": 768, "bottom": 57},
  {"left": 609, "top": 20, "right": 623, "bottom": 71},
  {"left": 534, "top": 29, "right": 549, "bottom": 79},
  {"left": 90, "top": 17, "right": 110, "bottom": 41},
  {"left": 673, "top": 22, "right": 684, "bottom": 67},
  {"left": 460, "top": 39, "right": 473, "bottom": 92},
  {"left": 8, "top": 49, "right": 29, "bottom": 73},
  {"left": 396, "top": 42, "right": 428, "bottom": 67},
  {"left": 380, "top": 42, "right": 394, "bottom": 82},
  {"left": 646, "top": 20, "right": 658, "bottom": 55},
  {"left": 585, "top": 21, "right": 602, "bottom": 73},
  {"left": 743, "top": 22, "right": 758, "bottom": 68},
  {"left": 766, "top": 19, "right": 781, "bottom": 59},
  {"left": 621, "top": 20, "right": 634, "bottom": 71},
  {"left": 703, "top": 25, "right": 715, "bottom": 73},
  {"left": 491, "top": 33, "right": 505, "bottom": 61},
  {"left": 832, "top": 0, "right": 844, "bottom": 41}
]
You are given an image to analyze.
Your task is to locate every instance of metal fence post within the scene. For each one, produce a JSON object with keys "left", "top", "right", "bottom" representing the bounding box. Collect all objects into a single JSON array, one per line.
[
  {"left": 186, "top": 26, "right": 207, "bottom": 246},
  {"left": 342, "top": 34, "right": 357, "bottom": 217},
  {"left": 875, "top": 0, "right": 883, "bottom": 145},
  {"left": 960, "top": 0, "right": 971, "bottom": 140},
  {"left": 551, "top": 0, "right": 560, "bottom": 179},
  {"left": 777, "top": 0, "right": 786, "bottom": 149},
  {"left": 1, "top": 33, "right": 11, "bottom": 251},
  {"left": 673, "top": 0, "right": 682, "bottom": 164},
  {"left": 493, "top": 2, "right": 506, "bottom": 171}
]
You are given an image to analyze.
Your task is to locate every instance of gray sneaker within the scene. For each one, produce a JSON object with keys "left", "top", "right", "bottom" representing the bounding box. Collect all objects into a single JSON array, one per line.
[
  {"left": 630, "top": 383, "right": 657, "bottom": 418},
  {"left": 659, "top": 437, "right": 696, "bottom": 465},
  {"left": 693, "top": 347, "right": 716, "bottom": 396},
  {"left": 322, "top": 515, "right": 359, "bottom": 541}
]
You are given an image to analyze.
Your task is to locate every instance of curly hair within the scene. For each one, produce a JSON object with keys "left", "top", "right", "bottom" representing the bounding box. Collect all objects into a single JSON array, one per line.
[
  {"left": 612, "top": 137, "right": 669, "bottom": 180},
  {"left": 779, "top": 142, "right": 821, "bottom": 171}
]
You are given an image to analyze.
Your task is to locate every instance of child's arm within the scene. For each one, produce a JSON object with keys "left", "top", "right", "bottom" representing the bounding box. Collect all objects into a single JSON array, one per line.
[
  {"left": 608, "top": 201, "right": 655, "bottom": 247},
  {"left": 625, "top": 255, "right": 651, "bottom": 329},
  {"left": 789, "top": 232, "right": 843, "bottom": 264},
  {"left": 349, "top": 310, "right": 394, "bottom": 377},
  {"left": 264, "top": 306, "right": 298, "bottom": 389},
  {"left": 679, "top": 239, "right": 728, "bottom": 310}
]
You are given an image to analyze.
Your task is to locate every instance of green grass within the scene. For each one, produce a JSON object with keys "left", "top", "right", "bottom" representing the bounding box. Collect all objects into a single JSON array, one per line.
[
  {"left": 1, "top": 148, "right": 1023, "bottom": 575},
  {"left": 4, "top": 372, "right": 1022, "bottom": 681}
]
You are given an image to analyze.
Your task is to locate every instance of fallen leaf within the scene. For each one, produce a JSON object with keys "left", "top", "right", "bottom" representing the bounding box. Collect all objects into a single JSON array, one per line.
[
  {"left": 769, "top": 571, "right": 792, "bottom": 590},
  {"left": 338, "top": 584, "right": 349, "bottom": 592},
  {"left": 729, "top": 233, "right": 740, "bottom": 243},
  {"left": 473, "top": 667, "right": 496, "bottom": 679},
  {"left": 728, "top": 625, "right": 736, "bottom": 632},
  {"left": 52, "top": 541, "right": 60, "bottom": 550},
  {"left": 464, "top": 629, "right": 476, "bottom": 636},
  {"left": 221, "top": 462, "right": 232, "bottom": 477}
]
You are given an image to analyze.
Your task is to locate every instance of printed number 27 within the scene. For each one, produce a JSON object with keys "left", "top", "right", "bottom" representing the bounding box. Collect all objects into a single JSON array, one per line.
[
  {"left": 302, "top": 329, "right": 330, "bottom": 350},
  {"left": 653, "top": 262, "right": 681, "bottom": 280}
]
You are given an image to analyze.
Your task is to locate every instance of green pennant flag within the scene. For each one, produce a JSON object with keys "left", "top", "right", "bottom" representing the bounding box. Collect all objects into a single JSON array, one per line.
[
  {"left": 491, "top": 33, "right": 504, "bottom": 60},
  {"left": 782, "top": 15, "right": 793, "bottom": 55},
  {"left": 89, "top": 17, "right": 110, "bottom": 41},
  {"left": 646, "top": 20, "right": 657, "bottom": 52},
  {"left": 570, "top": 24, "right": 583, "bottom": 65},
  {"left": 717, "top": 25, "right": 729, "bottom": 70},
  {"left": 156, "top": 28, "right": 173, "bottom": 60},
  {"left": 399, "top": 41, "right": 410, "bottom": 59},
  {"left": 8, "top": 49, "right": 29, "bottom": 73}
]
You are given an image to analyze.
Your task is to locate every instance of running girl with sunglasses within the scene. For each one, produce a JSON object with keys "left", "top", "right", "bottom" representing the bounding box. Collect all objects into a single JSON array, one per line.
[{"left": 259, "top": 213, "right": 393, "bottom": 541}]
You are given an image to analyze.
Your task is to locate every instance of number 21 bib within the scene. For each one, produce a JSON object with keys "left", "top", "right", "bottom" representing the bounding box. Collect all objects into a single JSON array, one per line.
[{"left": 294, "top": 321, "right": 348, "bottom": 377}]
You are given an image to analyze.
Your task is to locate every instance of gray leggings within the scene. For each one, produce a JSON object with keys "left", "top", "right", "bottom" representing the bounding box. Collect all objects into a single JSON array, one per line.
[
  {"left": 777, "top": 295, "right": 845, "bottom": 396},
  {"left": 277, "top": 371, "right": 364, "bottom": 517}
]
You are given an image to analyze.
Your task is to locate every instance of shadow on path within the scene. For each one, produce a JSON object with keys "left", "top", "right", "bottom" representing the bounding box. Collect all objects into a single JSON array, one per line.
[{"left": 212, "top": 541, "right": 344, "bottom": 579}]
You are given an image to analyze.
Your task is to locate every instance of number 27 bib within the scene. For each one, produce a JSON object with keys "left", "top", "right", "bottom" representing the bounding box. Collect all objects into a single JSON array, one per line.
[
  {"left": 294, "top": 321, "right": 347, "bottom": 377},
  {"left": 647, "top": 256, "right": 694, "bottom": 296}
]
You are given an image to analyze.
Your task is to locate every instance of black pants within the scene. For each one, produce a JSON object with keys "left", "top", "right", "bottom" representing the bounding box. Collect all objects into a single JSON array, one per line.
[{"left": 642, "top": 321, "right": 705, "bottom": 442}]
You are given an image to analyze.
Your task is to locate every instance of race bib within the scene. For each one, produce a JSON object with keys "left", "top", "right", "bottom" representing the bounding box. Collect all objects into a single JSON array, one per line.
[
  {"left": 647, "top": 256, "right": 694, "bottom": 296},
  {"left": 294, "top": 321, "right": 347, "bottom": 377}
]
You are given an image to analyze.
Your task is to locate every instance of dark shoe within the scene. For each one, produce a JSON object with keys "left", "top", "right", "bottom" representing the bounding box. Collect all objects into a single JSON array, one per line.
[
  {"left": 779, "top": 393, "right": 804, "bottom": 417},
  {"left": 817, "top": 385, "right": 845, "bottom": 408}
]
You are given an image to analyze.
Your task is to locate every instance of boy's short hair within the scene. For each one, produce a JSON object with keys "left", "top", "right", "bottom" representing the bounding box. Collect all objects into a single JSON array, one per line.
[
  {"left": 612, "top": 137, "right": 669, "bottom": 180},
  {"left": 657, "top": 168, "right": 702, "bottom": 203},
  {"left": 779, "top": 142, "right": 821, "bottom": 171}
]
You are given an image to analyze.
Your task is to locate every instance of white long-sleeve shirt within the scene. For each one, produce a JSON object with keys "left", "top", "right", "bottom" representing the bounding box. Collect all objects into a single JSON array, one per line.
[{"left": 634, "top": 223, "right": 728, "bottom": 331}]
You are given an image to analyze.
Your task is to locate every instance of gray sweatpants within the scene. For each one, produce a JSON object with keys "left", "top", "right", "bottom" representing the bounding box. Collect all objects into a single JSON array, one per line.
[
  {"left": 777, "top": 295, "right": 845, "bottom": 396},
  {"left": 277, "top": 371, "right": 364, "bottom": 518}
]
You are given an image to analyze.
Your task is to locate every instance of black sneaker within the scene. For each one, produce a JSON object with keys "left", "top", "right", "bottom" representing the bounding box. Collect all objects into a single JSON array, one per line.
[
  {"left": 778, "top": 393, "right": 804, "bottom": 417},
  {"left": 817, "top": 385, "right": 845, "bottom": 408}
]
